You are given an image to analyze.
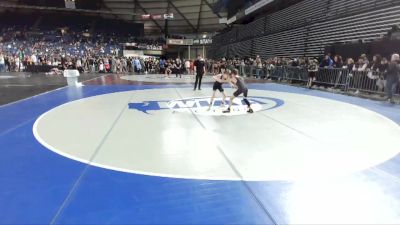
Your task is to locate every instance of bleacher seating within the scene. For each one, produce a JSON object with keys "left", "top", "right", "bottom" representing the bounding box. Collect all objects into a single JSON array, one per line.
[
  {"left": 225, "top": 39, "right": 252, "bottom": 58},
  {"left": 237, "top": 17, "right": 266, "bottom": 40},
  {"left": 214, "top": 45, "right": 228, "bottom": 59},
  {"left": 265, "top": 0, "right": 328, "bottom": 33},
  {"left": 327, "top": 0, "right": 395, "bottom": 18},
  {"left": 306, "top": 5, "right": 400, "bottom": 56},
  {"left": 210, "top": 0, "right": 400, "bottom": 59},
  {"left": 254, "top": 27, "right": 307, "bottom": 58}
]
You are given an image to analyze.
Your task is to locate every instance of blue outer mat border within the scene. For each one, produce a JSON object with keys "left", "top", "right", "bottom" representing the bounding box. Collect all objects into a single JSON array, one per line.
[{"left": 0, "top": 83, "right": 399, "bottom": 224}]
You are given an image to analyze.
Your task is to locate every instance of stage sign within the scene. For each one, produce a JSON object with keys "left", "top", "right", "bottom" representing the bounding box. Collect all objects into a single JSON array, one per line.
[
  {"left": 167, "top": 39, "right": 193, "bottom": 46},
  {"left": 193, "top": 39, "right": 213, "bottom": 45}
]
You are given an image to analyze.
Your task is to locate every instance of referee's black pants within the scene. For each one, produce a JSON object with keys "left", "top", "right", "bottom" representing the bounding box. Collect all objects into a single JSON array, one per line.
[{"left": 194, "top": 73, "right": 203, "bottom": 90}]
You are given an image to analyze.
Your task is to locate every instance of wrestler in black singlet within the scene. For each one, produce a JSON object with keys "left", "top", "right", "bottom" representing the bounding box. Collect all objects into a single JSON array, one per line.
[{"left": 213, "top": 74, "right": 225, "bottom": 92}]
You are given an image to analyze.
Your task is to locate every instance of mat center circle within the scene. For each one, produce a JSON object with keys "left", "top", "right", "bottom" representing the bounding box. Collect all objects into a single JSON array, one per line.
[{"left": 33, "top": 88, "right": 400, "bottom": 181}]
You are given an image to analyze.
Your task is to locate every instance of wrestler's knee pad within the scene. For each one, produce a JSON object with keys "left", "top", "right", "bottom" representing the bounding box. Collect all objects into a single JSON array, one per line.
[{"left": 243, "top": 98, "right": 251, "bottom": 107}]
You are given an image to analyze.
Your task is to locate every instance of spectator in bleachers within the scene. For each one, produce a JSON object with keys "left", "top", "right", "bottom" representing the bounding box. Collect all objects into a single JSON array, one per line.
[
  {"left": 366, "top": 54, "right": 383, "bottom": 91},
  {"left": 352, "top": 56, "right": 369, "bottom": 94},
  {"left": 368, "top": 54, "right": 382, "bottom": 72},
  {"left": 320, "top": 55, "right": 333, "bottom": 68},
  {"left": 353, "top": 57, "right": 368, "bottom": 72},
  {"left": 333, "top": 55, "right": 343, "bottom": 68},
  {"left": 227, "top": 60, "right": 235, "bottom": 72},
  {"left": 380, "top": 57, "right": 389, "bottom": 72},
  {"left": 276, "top": 58, "right": 283, "bottom": 66},
  {"left": 299, "top": 58, "right": 307, "bottom": 67},
  {"left": 291, "top": 58, "right": 299, "bottom": 67}
]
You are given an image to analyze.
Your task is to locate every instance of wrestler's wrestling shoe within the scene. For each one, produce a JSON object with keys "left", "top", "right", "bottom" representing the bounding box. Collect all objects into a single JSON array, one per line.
[
  {"left": 223, "top": 108, "right": 231, "bottom": 113},
  {"left": 247, "top": 108, "right": 254, "bottom": 113}
]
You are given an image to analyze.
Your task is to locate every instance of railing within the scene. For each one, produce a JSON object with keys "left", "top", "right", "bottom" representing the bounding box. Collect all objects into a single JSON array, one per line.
[
  {"left": 286, "top": 66, "right": 309, "bottom": 82},
  {"left": 315, "top": 68, "right": 349, "bottom": 88},
  {"left": 269, "top": 66, "right": 286, "bottom": 81},
  {"left": 241, "top": 65, "right": 399, "bottom": 98},
  {"left": 347, "top": 71, "right": 385, "bottom": 94},
  {"left": 239, "top": 65, "right": 263, "bottom": 78}
]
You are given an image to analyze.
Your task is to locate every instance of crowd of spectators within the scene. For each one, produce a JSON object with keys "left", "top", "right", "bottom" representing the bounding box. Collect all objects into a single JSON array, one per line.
[
  {"left": 0, "top": 25, "right": 202, "bottom": 77},
  {"left": 209, "top": 53, "right": 400, "bottom": 102},
  {"left": 0, "top": 26, "right": 164, "bottom": 73},
  {"left": 0, "top": 25, "right": 397, "bottom": 102},
  {"left": 209, "top": 54, "right": 396, "bottom": 73}
]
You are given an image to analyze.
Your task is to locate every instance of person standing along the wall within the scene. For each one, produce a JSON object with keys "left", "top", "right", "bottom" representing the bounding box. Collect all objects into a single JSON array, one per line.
[
  {"left": 160, "top": 58, "right": 165, "bottom": 74},
  {"left": 385, "top": 53, "right": 400, "bottom": 104},
  {"left": 307, "top": 59, "right": 319, "bottom": 88},
  {"left": 377, "top": 57, "right": 389, "bottom": 93},
  {"left": 185, "top": 59, "right": 191, "bottom": 75},
  {"left": 175, "top": 58, "right": 183, "bottom": 78},
  {"left": 0, "top": 53, "right": 4, "bottom": 72}
]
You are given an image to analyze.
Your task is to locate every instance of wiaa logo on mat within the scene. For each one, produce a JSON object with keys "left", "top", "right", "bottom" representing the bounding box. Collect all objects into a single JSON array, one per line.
[{"left": 128, "top": 96, "right": 284, "bottom": 116}]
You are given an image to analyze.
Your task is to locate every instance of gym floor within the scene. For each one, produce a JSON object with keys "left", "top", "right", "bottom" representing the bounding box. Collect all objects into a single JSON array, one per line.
[{"left": 1, "top": 73, "right": 400, "bottom": 224}]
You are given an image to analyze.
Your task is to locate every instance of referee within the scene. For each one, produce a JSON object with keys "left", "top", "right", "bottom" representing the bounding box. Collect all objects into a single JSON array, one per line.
[{"left": 194, "top": 54, "right": 205, "bottom": 91}]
